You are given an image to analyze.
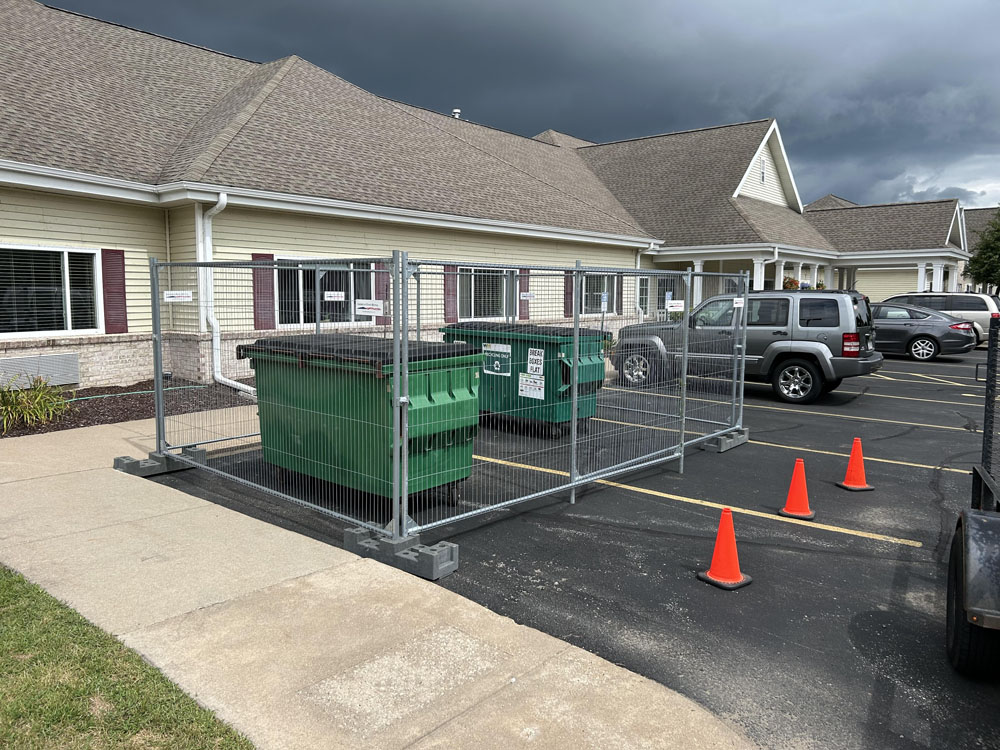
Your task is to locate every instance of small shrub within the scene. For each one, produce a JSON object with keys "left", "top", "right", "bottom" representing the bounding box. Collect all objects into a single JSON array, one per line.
[{"left": 0, "top": 377, "right": 70, "bottom": 434}]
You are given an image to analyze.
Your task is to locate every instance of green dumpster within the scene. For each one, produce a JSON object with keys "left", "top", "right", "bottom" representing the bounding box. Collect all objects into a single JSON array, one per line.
[
  {"left": 236, "top": 334, "right": 482, "bottom": 498},
  {"left": 439, "top": 323, "right": 609, "bottom": 434}
]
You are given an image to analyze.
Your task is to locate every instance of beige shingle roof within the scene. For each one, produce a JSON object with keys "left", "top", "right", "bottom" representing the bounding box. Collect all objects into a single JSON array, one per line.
[
  {"left": 804, "top": 199, "right": 960, "bottom": 252},
  {"left": 966, "top": 207, "right": 999, "bottom": 249},
  {"left": 804, "top": 194, "right": 858, "bottom": 211}
]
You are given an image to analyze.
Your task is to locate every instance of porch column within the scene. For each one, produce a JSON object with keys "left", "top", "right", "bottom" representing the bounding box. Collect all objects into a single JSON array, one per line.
[
  {"left": 931, "top": 262, "right": 945, "bottom": 292},
  {"left": 774, "top": 258, "right": 786, "bottom": 290},
  {"left": 950, "top": 264, "right": 961, "bottom": 292},
  {"left": 916, "top": 263, "right": 927, "bottom": 293},
  {"left": 810, "top": 265, "right": 819, "bottom": 287},
  {"left": 824, "top": 265, "right": 834, "bottom": 289},
  {"left": 793, "top": 262, "right": 803, "bottom": 288},
  {"left": 753, "top": 259, "right": 766, "bottom": 291},
  {"left": 847, "top": 268, "right": 857, "bottom": 290},
  {"left": 692, "top": 260, "right": 704, "bottom": 305}
]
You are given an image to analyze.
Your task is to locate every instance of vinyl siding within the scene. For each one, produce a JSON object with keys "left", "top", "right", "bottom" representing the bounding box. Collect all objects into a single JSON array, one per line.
[
  {"left": 207, "top": 207, "right": 644, "bottom": 332},
  {"left": 854, "top": 269, "right": 918, "bottom": 302},
  {"left": 0, "top": 187, "right": 166, "bottom": 333},
  {"left": 737, "top": 142, "right": 791, "bottom": 208}
]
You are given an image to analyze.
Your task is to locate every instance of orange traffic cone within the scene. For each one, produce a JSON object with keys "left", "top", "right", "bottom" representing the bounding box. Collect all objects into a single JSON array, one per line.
[
  {"left": 698, "top": 508, "right": 752, "bottom": 590},
  {"left": 837, "top": 437, "right": 874, "bottom": 492},
  {"left": 779, "top": 458, "right": 815, "bottom": 520}
]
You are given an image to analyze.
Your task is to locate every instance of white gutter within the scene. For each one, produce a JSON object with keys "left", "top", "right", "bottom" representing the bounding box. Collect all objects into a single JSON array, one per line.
[
  {"left": 0, "top": 158, "right": 655, "bottom": 249},
  {"left": 200, "top": 193, "right": 255, "bottom": 397}
]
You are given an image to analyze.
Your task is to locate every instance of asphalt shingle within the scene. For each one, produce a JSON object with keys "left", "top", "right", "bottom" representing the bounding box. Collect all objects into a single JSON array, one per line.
[{"left": 804, "top": 200, "right": 960, "bottom": 252}]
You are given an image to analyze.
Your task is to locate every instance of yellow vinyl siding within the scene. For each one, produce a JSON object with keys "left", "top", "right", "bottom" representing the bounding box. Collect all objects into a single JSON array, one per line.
[
  {"left": 854, "top": 269, "right": 917, "bottom": 302},
  {"left": 737, "top": 142, "right": 791, "bottom": 208},
  {"left": 0, "top": 187, "right": 166, "bottom": 333}
]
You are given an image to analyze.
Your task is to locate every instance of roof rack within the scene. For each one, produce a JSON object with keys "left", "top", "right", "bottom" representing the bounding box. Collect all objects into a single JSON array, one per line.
[{"left": 747, "top": 289, "right": 863, "bottom": 295}]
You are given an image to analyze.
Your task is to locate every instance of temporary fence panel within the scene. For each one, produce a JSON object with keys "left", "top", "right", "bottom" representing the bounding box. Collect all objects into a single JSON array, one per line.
[{"left": 148, "top": 254, "right": 747, "bottom": 541}]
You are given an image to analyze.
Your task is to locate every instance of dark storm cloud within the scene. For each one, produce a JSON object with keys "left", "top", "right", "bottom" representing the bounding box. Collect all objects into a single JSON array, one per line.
[{"left": 49, "top": 0, "right": 1000, "bottom": 207}]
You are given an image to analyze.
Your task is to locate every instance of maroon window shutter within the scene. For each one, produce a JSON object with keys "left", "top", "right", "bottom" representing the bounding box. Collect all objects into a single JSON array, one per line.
[
  {"left": 101, "top": 249, "right": 128, "bottom": 334},
  {"left": 375, "top": 262, "right": 391, "bottom": 325},
  {"left": 616, "top": 274, "right": 624, "bottom": 315},
  {"left": 518, "top": 268, "right": 530, "bottom": 320},
  {"left": 444, "top": 265, "right": 459, "bottom": 323},
  {"left": 251, "top": 253, "right": 276, "bottom": 330},
  {"left": 563, "top": 270, "right": 574, "bottom": 318}
]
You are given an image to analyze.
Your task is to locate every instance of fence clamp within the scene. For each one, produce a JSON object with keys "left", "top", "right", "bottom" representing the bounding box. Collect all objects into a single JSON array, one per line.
[{"left": 395, "top": 396, "right": 410, "bottom": 407}]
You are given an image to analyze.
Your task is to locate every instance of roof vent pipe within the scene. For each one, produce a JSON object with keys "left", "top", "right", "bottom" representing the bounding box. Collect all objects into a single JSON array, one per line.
[{"left": 452, "top": 108, "right": 461, "bottom": 119}]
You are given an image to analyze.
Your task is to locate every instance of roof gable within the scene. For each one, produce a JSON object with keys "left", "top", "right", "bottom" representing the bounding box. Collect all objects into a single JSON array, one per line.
[
  {"left": 804, "top": 194, "right": 858, "bottom": 211},
  {"left": 532, "top": 130, "right": 595, "bottom": 148},
  {"left": 732, "top": 121, "right": 803, "bottom": 212}
]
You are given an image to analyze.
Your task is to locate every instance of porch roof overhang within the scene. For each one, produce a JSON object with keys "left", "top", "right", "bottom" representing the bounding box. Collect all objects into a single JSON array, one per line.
[{"left": 644, "top": 243, "right": 971, "bottom": 266}]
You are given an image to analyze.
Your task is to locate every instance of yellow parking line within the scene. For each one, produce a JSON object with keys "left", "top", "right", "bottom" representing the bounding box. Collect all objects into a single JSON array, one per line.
[
  {"left": 472, "top": 454, "right": 922, "bottom": 547},
  {"left": 909, "top": 372, "right": 967, "bottom": 387},
  {"left": 871, "top": 373, "right": 897, "bottom": 381},
  {"left": 606, "top": 386, "right": 973, "bottom": 432},
  {"left": 747, "top": 439, "right": 970, "bottom": 474}
]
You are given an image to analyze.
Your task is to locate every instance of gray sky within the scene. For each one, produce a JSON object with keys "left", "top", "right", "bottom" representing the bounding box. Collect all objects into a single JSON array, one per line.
[{"left": 49, "top": 0, "right": 1000, "bottom": 207}]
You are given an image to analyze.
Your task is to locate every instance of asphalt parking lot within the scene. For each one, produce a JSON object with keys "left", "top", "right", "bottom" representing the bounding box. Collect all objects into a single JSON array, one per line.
[{"left": 157, "top": 348, "right": 1000, "bottom": 750}]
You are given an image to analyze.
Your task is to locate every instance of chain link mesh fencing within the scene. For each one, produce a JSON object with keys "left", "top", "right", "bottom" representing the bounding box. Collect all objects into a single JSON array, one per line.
[{"left": 149, "top": 253, "right": 748, "bottom": 540}]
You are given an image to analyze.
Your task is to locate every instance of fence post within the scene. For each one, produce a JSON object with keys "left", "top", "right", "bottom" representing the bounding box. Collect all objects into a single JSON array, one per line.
[
  {"left": 982, "top": 317, "right": 999, "bottom": 480},
  {"left": 736, "top": 271, "right": 750, "bottom": 430},
  {"left": 569, "top": 260, "right": 582, "bottom": 503},
  {"left": 678, "top": 269, "right": 692, "bottom": 473},
  {"left": 390, "top": 250, "right": 403, "bottom": 540},
  {"left": 150, "top": 257, "right": 166, "bottom": 455},
  {"left": 400, "top": 251, "right": 411, "bottom": 536},
  {"left": 730, "top": 272, "right": 747, "bottom": 430},
  {"left": 314, "top": 268, "right": 322, "bottom": 335}
]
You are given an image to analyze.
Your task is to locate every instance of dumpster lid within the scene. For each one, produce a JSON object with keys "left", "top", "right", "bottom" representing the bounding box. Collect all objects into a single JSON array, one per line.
[
  {"left": 236, "top": 334, "right": 480, "bottom": 366},
  {"left": 439, "top": 322, "right": 608, "bottom": 339}
]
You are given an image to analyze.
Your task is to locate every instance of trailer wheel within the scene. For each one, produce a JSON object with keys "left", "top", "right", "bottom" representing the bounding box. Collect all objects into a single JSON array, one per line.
[{"left": 946, "top": 529, "right": 1000, "bottom": 676}]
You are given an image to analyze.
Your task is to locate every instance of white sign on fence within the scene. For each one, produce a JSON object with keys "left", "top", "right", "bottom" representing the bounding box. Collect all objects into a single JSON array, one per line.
[
  {"left": 732, "top": 297, "right": 745, "bottom": 308},
  {"left": 666, "top": 300, "right": 685, "bottom": 312},
  {"left": 323, "top": 290, "right": 346, "bottom": 302},
  {"left": 355, "top": 299, "right": 384, "bottom": 316},
  {"left": 163, "top": 290, "right": 193, "bottom": 303},
  {"left": 527, "top": 347, "right": 544, "bottom": 375},
  {"left": 519, "top": 291, "right": 535, "bottom": 301},
  {"left": 600, "top": 291, "right": 608, "bottom": 312},
  {"left": 518, "top": 373, "right": 545, "bottom": 400}
]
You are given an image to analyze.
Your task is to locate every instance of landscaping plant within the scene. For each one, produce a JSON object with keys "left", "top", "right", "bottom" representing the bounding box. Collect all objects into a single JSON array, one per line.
[{"left": 0, "top": 376, "right": 70, "bottom": 434}]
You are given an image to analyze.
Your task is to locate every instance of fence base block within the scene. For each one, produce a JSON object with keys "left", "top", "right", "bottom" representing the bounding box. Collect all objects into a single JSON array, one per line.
[
  {"left": 699, "top": 427, "right": 750, "bottom": 454},
  {"left": 344, "top": 527, "right": 460, "bottom": 580},
  {"left": 113, "top": 448, "right": 207, "bottom": 477}
]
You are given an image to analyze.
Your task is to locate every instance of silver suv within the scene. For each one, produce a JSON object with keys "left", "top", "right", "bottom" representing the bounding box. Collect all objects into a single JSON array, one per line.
[
  {"left": 881, "top": 292, "right": 1000, "bottom": 344},
  {"left": 614, "top": 290, "right": 884, "bottom": 404}
]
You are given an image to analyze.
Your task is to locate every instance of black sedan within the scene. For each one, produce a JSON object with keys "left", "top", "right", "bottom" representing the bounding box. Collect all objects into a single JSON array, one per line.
[{"left": 871, "top": 302, "right": 977, "bottom": 360}]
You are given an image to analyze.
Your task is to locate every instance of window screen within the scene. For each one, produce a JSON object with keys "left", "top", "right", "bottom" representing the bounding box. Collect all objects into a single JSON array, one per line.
[{"left": 799, "top": 299, "right": 840, "bottom": 327}]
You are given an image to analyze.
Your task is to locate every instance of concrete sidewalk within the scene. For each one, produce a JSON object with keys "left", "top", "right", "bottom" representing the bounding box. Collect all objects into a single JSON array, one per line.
[{"left": 0, "top": 419, "right": 753, "bottom": 749}]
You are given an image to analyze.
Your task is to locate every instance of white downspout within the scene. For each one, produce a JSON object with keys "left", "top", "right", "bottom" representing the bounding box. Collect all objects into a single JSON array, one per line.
[{"left": 202, "top": 193, "right": 255, "bottom": 397}]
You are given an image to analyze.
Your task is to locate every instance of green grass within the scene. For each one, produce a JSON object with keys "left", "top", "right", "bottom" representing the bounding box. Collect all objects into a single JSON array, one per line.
[{"left": 0, "top": 566, "right": 254, "bottom": 749}]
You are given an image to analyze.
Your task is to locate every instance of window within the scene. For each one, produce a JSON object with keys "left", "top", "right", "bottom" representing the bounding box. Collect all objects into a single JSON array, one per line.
[
  {"left": 874, "top": 306, "right": 910, "bottom": 320},
  {"left": 748, "top": 299, "right": 789, "bottom": 326},
  {"left": 693, "top": 299, "right": 734, "bottom": 327},
  {"left": 0, "top": 248, "right": 98, "bottom": 334},
  {"left": 276, "top": 261, "right": 374, "bottom": 326},
  {"left": 656, "top": 276, "right": 683, "bottom": 314},
  {"left": 581, "top": 274, "right": 617, "bottom": 315},
  {"left": 948, "top": 295, "right": 988, "bottom": 311},
  {"left": 637, "top": 277, "right": 650, "bottom": 315},
  {"left": 760, "top": 154, "right": 766, "bottom": 183},
  {"left": 908, "top": 309, "right": 931, "bottom": 320},
  {"left": 799, "top": 299, "right": 840, "bottom": 327},
  {"left": 916, "top": 295, "right": 948, "bottom": 310},
  {"left": 459, "top": 267, "right": 510, "bottom": 320}
]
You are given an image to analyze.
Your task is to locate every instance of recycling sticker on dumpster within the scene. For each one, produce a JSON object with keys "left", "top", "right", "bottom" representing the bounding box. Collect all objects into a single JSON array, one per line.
[
  {"left": 527, "top": 347, "right": 544, "bottom": 375},
  {"left": 518, "top": 372, "right": 545, "bottom": 400},
  {"left": 483, "top": 343, "right": 511, "bottom": 376}
]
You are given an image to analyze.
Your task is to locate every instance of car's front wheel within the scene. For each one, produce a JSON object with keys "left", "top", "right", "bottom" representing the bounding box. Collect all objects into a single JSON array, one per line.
[
  {"left": 771, "top": 359, "right": 823, "bottom": 404},
  {"left": 619, "top": 349, "right": 659, "bottom": 388},
  {"left": 908, "top": 336, "right": 939, "bottom": 361}
]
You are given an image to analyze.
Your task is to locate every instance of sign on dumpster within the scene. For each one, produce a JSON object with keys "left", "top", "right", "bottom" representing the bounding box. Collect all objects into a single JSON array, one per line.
[
  {"left": 518, "top": 373, "right": 545, "bottom": 400},
  {"left": 483, "top": 343, "right": 511, "bottom": 376},
  {"left": 527, "top": 347, "right": 544, "bottom": 375}
]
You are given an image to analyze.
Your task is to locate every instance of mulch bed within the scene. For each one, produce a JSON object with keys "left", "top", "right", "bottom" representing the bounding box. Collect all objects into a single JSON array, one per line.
[{"left": 1, "top": 379, "right": 250, "bottom": 439}]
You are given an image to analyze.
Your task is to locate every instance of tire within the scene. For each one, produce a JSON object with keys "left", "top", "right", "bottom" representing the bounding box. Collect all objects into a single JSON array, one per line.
[
  {"left": 946, "top": 529, "right": 1000, "bottom": 677},
  {"left": 771, "top": 358, "right": 823, "bottom": 404},
  {"left": 908, "top": 336, "right": 939, "bottom": 361},
  {"left": 619, "top": 349, "right": 660, "bottom": 388},
  {"left": 822, "top": 378, "right": 843, "bottom": 394}
]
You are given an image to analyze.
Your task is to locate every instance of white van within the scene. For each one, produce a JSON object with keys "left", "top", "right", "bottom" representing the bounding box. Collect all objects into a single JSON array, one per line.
[{"left": 881, "top": 292, "right": 1000, "bottom": 344}]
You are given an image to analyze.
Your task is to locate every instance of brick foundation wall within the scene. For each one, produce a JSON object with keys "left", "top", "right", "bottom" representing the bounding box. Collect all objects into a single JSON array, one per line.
[{"left": 0, "top": 333, "right": 155, "bottom": 388}]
